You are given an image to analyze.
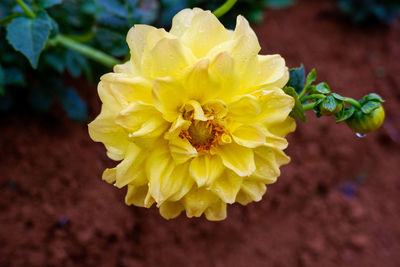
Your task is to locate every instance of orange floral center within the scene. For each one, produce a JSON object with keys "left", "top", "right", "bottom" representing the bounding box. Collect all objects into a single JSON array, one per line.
[{"left": 179, "top": 110, "right": 228, "bottom": 153}]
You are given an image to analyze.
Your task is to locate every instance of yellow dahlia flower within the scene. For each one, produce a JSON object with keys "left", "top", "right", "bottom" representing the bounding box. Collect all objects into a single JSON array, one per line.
[{"left": 88, "top": 8, "right": 296, "bottom": 221}]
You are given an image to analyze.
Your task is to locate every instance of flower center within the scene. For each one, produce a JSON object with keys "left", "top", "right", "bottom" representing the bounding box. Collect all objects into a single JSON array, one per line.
[{"left": 179, "top": 110, "right": 229, "bottom": 153}]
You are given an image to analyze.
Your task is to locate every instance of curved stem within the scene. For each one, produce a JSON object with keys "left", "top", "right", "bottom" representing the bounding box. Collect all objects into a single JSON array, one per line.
[
  {"left": 14, "top": 0, "right": 35, "bottom": 19},
  {"left": 51, "top": 35, "right": 122, "bottom": 68},
  {"left": 343, "top": 97, "right": 362, "bottom": 109},
  {"left": 301, "top": 94, "right": 325, "bottom": 103},
  {"left": 213, "top": 0, "right": 238, "bottom": 18},
  {"left": 302, "top": 102, "right": 317, "bottom": 111}
]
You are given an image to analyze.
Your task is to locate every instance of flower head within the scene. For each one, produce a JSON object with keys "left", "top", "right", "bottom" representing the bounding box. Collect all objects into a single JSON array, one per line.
[{"left": 88, "top": 8, "right": 295, "bottom": 220}]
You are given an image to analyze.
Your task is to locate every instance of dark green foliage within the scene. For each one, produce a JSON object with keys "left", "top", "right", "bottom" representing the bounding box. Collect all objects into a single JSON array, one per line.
[
  {"left": 189, "top": 0, "right": 295, "bottom": 28},
  {"left": 338, "top": 0, "right": 400, "bottom": 25},
  {"left": 0, "top": 0, "right": 295, "bottom": 122}
]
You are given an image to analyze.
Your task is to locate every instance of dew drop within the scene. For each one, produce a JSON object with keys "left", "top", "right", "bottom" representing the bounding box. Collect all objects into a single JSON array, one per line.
[{"left": 356, "top": 133, "right": 367, "bottom": 138}]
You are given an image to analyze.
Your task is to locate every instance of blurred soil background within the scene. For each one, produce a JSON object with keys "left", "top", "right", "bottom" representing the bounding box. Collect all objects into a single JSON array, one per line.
[{"left": 1, "top": 0, "right": 400, "bottom": 266}]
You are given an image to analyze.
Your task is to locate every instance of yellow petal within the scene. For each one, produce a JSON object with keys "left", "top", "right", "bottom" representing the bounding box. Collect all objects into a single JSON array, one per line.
[
  {"left": 170, "top": 8, "right": 203, "bottom": 37},
  {"left": 256, "top": 55, "right": 289, "bottom": 88},
  {"left": 218, "top": 143, "right": 256, "bottom": 177},
  {"left": 232, "top": 123, "right": 267, "bottom": 148},
  {"left": 126, "top": 25, "right": 156, "bottom": 71},
  {"left": 115, "top": 101, "right": 168, "bottom": 138},
  {"left": 182, "top": 59, "right": 213, "bottom": 102},
  {"left": 164, "top": 114, "right": 191, "bottom": 140},
  {"left": 152, "top": 77, "right": 187, "bottom": 122},
  {"left": 100, "top": 73, "right": 153, "bottom": 105},
  {"left": 146, "top": 145, "right": 175, "bottom": 203},
  {"left": 88, "top": 109, "right": 128, "bottom": 161},
  {"left": 183, "top": 187, "right": 219, "bottom": 218},
  {"left": 183, "top": 100, "right": 208, "bottom": 121},
  {"left": 268, "top": 117, "right": 297, "bottom": 138},
  {"left": 114, "top": 144, "right": 148, "bottom": 188},
  {"left": 205, "top": 201, "right": 227, "bottom": 221},
  {"left": 181, "top": 10, "right": 230, "bottom": 58},
  {"left": 258, "top": 89, "right": 295, "bottom": 126},
  {"left": 169, "top": 137, "right": 197, "bottom": 164},
  {"left": 202, "top": 99, "right": 228, "bottom": 119},
  {"left": 208, "top": 52, "right": 239, "bottom": 101},
  {"left": 97, "top": 81, "right": 122, "bottom": 114},
  {"left": 146, "top": 146, "right": 193, "bottom": 204},
  {"left": 210, "top": 170, "right": 243, "bottom": 203},
  {"left": 189, "top": 155, "right": 224, "bottom": 187},
  {"left": 159, "top": 201, "right": 184, "bottom": 219},
  {"left": 125, "top": 184, "right": 154, "bottom": 208},
  {"left": 168, "top": 162, "right": 195, "bottom": 202},
  {"left": 228, "top": 95, "right": 261, "bottom": 123},
  {"left": 102, "top": 168, "right": 116, "bottom": 184},
  {"left": 240, "top": 180, "right": 267, "bottom": 202},
  {"left": 251, "top": 146, "right": 290, "bottom": 183},
  {"left": 147, "top": 37, "right": 196, "bottom": 78}
]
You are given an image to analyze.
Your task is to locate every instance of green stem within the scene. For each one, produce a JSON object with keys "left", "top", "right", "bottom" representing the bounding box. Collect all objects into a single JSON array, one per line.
[
  {"left": 51, "top": 34, "right": 122, "bottom": 68},
  {"left": 298, "top": 86, "right": 310, "bottom": 99},
  {"left": 301, "top": 94, "right": 325, "bottom": 103},
  {"left": 14, "top": 0, "right": 35, "bottom": 19},
  {"left": 343, "top": 97, "right": 362, "bottom": 109},
  {"left": 302, "top": 102, "right": 317, "bottom": 111},
  {"left": 213, "top": 0, "right": 238, "bottom": 18}
]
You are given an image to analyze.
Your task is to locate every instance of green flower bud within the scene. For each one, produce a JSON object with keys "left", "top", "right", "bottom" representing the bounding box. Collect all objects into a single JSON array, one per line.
[
  {"left": 346, "top": 104, "right": 385, "bottom": 135},
  {"left": 320, "top": 102, "right": 342, "bottom": 116}
]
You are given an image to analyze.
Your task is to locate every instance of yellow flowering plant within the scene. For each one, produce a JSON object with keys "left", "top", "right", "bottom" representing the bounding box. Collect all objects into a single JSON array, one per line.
[{"left": 88, "top": 2, "right": 385, "bottom": 220}]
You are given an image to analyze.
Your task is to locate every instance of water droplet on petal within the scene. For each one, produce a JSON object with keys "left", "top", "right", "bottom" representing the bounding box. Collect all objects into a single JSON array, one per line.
[{"left": 356, "top": 133, "right": 367, "bottom": 138}]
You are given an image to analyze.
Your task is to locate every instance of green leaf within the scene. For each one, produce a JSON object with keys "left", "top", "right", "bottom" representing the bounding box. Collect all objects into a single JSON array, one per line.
[
  {"left": 361, "top": 101, "right": 381, "bottom": 114},
  {"left": 94, "top": 28, "right": 128, "bottom": 57},
  {"left": 58, "top": 88, "right": 87, "bottom": 122},
  {"left": 336, "top": 106, "right": 355, "bottom": 123},
  {"left": 287, "top": 65, "right": 305, "bottom": 94},
  {"left": 321, "top": 95, "right": 337, "bottom": 112},
  {"left": 44, "top": 49, "right": 66, "bottom": 73},
  {"left": 283, "top": 86, "right": 306, "bottom": 122},
  {"left": 314, "top": 82, "right": 330, "bottom": 94},
  {"left": 265, "top": 0, "right": 295, "bottom": 9},
  {"left": 65, "top": 50, "right": 89, "bottom": 78},
  {"left": 37, "top": 0, "right": 62, "bottom": 9},
  {"left": 305, "top": 68, "right": 316, "bottom": 88},
  {"left": 6, "top": 10, "right": 51, "bottom": 68}
]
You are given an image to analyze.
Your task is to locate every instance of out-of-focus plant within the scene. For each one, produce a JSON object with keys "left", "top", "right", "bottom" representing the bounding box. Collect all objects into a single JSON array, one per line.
[
  {"left": 191, "top": 0, "right": 295, "bottom": 27},
  {"left": 0, "top": 0, "right": 161, "bottom": 121},
  {"left": 0, "top": 0, "right": 295, "bottom": 121},
  {"left": 338, "top": 0, "right": 400, "bottom": 25}
]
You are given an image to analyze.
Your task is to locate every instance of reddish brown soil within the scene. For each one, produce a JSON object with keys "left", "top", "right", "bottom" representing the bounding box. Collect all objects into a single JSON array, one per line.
[{"left": 1, "top": 0, "right": 400, "bottom": 266}]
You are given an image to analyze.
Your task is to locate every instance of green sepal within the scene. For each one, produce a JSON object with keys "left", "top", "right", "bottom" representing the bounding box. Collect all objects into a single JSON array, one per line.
[
  {"left": 336, "top": 106, "right": 356, "bottom": 123},
  {"left": 287, "top": 65, "right": 305, "bottom": 94},
  {"left": 304, "top": 68, "right": 316, "bottom": 89},
  {"left": 361, "top": 101, "right": 381, "bottom": 114},
  {"left": 314, "top": 82, "right": 331, "bottom": 94},
  {"left": 283, "top": 86, "right": 306, "bottom": 122},
  {"left": 332, "top": 93, "right": 346, "bottom": 101},
  {"left": 321, "top": 95, "right": 337, "bottom": 112},
  {"left": 362, "top": 93, "right": 384, "bottom": 103}
]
